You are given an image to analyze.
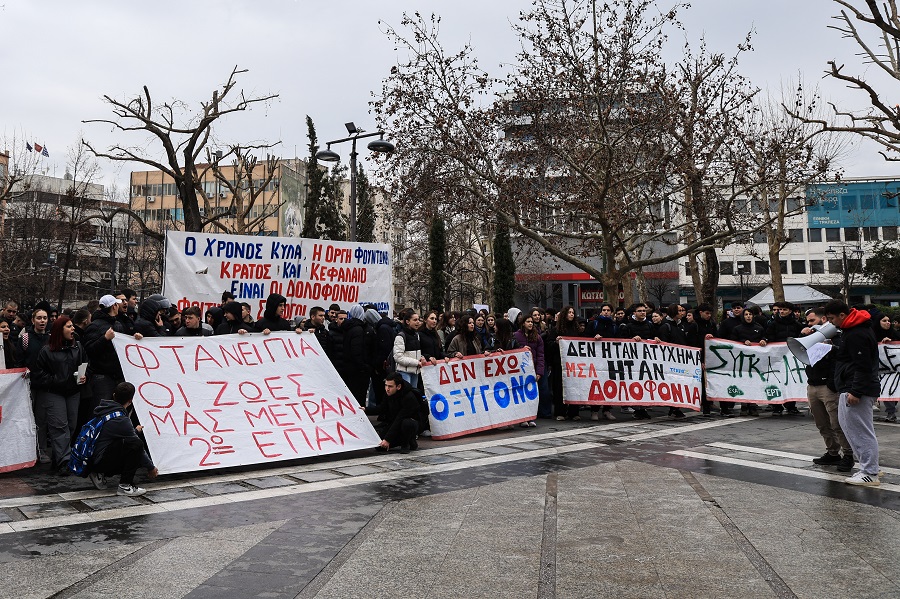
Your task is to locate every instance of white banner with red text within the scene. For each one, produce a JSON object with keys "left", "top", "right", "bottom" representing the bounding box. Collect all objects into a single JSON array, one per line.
[
  {"left": 421, "top": 349, "right": 539, "bottom": 440},
  {"left": 112, "top": 332, "right": 381, "bottom": 474},
  {"left": 0, "top": 369, "right": 36, "bottom": 473},
  {"left": 162, "top": 231, "right": 393, "bottom": 321},
  {"left": 559, "top": 337, "right": 703, "bottom": 411},
  {"left": 704, "top": 338, "right": 809, "bottom": 404}
]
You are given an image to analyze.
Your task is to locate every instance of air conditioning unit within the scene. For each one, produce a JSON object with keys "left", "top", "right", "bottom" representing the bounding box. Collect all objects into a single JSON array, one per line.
[{"left": 147, "top": 196, "right": 155, "bottom": 203}]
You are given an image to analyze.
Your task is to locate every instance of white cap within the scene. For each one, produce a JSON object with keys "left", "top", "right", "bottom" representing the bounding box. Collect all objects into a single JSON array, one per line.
[{"left": 99, "top": 294, "right": 121, "bottom": 308}]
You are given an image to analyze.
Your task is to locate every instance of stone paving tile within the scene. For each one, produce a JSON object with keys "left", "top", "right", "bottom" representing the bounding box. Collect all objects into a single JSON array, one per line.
[
  {"left": 193, "top": 481, "right": 251, "bottom": 496},
  {"left": 409, "top": 454, "right": 459, "bottom": 465},
  {"left": 375, "top": 459, "right": 426, "bottom": 470},
  {"left": 529, "top": 437, "right": 574, "bottom": 446},
  {"left": 444, "top": 450, "right": 492, "bottom": 460},
  {"left": 79, "top": 495, "right": 141, "bottom": 510},
  {"left": 506, "top": 441, "right": 551, "bottom": 450},
  {"left": 142, "top": 487, "right": 200, "bottom": 503},
  {"left": 290, "top": 470, "right": 343, "bottom": 482},
  {"left": 0, "top": 510, "right": 14, "bottom": 523},
  {"left": 17, "top": 502, "right": 79, "bottom": 519},
  {"left": 331, "top": 464, "right": 383, "bottom": 477},
  {"left": 475, "top": 445, "right": 522, "bottom": 455},
  {"left": 243, "top": 475, "right": 296, "bottom": 489}
]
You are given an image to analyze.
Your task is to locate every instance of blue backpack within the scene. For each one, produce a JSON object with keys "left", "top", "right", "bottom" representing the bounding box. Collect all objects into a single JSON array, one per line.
[{"left": 68, "top": 411, "right": 124, "bottom": 477}]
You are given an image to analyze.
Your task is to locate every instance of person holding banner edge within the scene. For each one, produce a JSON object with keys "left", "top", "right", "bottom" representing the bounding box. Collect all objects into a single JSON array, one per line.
[{"left": 824, "top": 300, "right": 882, "bottom": 487}]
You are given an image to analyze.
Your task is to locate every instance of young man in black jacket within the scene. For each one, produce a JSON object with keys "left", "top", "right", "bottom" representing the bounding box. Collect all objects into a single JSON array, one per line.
[
  {"left": 766, "top": 302, "right": 804, "bottom": 415},
  {"left": 803, "top": 308, "right": 853, "bottom": 471},
  {"left": 824, "top": 301, "right": 882, "bottom": 487},
  {"left": 365, "top": 373, "right": 421, "bottom": 453},
  {"left": 88, "top": 382, "right": 156, "bottom": 497}
]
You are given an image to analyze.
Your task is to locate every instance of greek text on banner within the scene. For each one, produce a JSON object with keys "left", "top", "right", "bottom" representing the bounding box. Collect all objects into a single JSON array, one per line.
[
  {"left": 559, "top": 337, "right": 702, "bottom": 410},
  {"left": 112, "top": 332, "right": 381, "bottom": 475},
  {"left": 421, "top": 349, "right": 539, "bottom": 440},
  {"left": 163, "top": 231, "right": 392, "bottom": 320},
  {"left": 704, "top": 338, "right": 809, "bottom": 404}
]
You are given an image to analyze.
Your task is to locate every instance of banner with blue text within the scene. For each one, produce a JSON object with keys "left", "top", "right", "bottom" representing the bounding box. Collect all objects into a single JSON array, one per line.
[
  {"left": 421, "top": 349, "right": 539, "bottom": 440},
  {"left": 163, "top": 231, "right": 392, "bottom": 320},
  {"left": 559, "top": 337, "right": 703, "bottom": 410},
  {"left": 112, "top": 332, "right": 381, "bottom": 474}
]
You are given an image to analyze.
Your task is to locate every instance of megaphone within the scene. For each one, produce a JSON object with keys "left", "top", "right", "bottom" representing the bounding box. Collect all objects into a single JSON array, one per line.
[{"left": 787, "top": 322, "right": 839, "bottom": 365}]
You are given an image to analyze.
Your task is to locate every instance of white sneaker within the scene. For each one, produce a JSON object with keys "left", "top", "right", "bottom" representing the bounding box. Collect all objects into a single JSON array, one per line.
[
  {"left": 38, "top": 453, "right": 51, "bottom": 464},
  {"left": 89, "top": 472, "right": 107, "bottom": 490},
  {"left": 602, "top": 411, "right": 616, "bottom": 421},
  {"left": 590, "top": 412, "right": 600, "bottom": 421},
  {"left": 421, "top": 430, "right": 432, "bottom": 437},
  {"left": 621, "top": 407, "right": 634, "bottom": 414},
  {"left": 117, "top": 484, "right": 147, "bottom": 497},
  {"left": 845, "top": 471, "right": 880, "bottom": 487}
]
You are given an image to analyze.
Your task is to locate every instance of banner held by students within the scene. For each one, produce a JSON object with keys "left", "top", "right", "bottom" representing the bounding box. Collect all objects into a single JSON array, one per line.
[
  {"left": 877, "top": 342, "right": 900, "bottom": 400},
  {"left": 112, "top": 332, "right": 381, "bottom": 474},
  {"left": 559, "top": 337, "right": 703, "bottom": 411},
  {"left": 163, "top": 231, "right": 393, "bottom": 321},
  {"left": 421, "top": 348, "right": 538, "bottom": 440},
  {"left": 0, "top": 369, "right": 37, "bottom": 473},
  {"left": 704, "top": 338, "right": 808, "bottom": 404}
]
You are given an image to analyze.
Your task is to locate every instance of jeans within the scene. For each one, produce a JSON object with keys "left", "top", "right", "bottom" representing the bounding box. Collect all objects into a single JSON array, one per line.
[{"left": 398, "top": 371, "right": 419, "bottom": 388}]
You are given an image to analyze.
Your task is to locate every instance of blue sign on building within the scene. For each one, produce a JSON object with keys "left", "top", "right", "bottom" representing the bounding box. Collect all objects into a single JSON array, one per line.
[{"left": 806, "top": 180, "right": 900, "bottom": 228}]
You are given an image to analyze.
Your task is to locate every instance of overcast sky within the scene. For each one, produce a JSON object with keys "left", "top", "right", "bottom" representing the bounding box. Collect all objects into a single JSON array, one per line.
[{"left": 0, "top": 0, "right": 893, "bottom": 191}]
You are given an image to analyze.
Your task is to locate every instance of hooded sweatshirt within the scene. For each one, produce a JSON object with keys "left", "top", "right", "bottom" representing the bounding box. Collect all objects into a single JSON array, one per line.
[{"left": 832, "top": 308, "right": 881, "bottom": 398}]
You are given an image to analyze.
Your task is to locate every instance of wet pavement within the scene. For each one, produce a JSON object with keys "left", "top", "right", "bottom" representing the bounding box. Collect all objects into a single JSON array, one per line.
[{"left": 2, "top": 406, "right": 900, "bottom": 598}]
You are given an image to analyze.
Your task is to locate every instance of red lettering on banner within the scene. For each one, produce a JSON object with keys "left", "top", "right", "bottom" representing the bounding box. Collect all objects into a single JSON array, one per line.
[
  {"left": 439, "top": 361, "right": 477, "bottom": 384},
  {"left": 139, "top": 381, "right": 175, "bottom": 409},
  {"left": 148, "top": 410, "right": 179, "bottom": 435},
  {"left": 237, "top": 341, "right": 260, "bottom": 366},
  {"left": 264, "top": 376, "right": 289, "bottom": 401},
  {"left": 314, "top": 425, "right": 339, "bottom": 449},
  {"left": 335, "top": 421, "right": 360, "bottom": 444},
  {"left": 565, "top": 362, "right": 599, "bottom": 378},
  {"left": 219, "top": 262, "right": 272, "bottom": 280},
  {"left": 336, "top": 395, "right": 358, "bottom": 415},
  {"left": 263, "top": 337, "right": 294, "bottom": 362},
  {"left": 183, "top": 410, "right": 211, "bottom": 434},
  {"left": 219, "top": 344, "right": 244, "bottom": 367},
  {"left": 209, "top": 381, "right": 235, "bottom": 406},
  {"left": 203, "top": 409, "right": 235, "bottom": 433},
  {"left": 125, "top": 344, "right": 160, "bottom": 377},
  {"left": 239, "top": 381, "right": 264, "bottom": 402},
  {"left": 252, "top": 430, "right": 281, "bottom": 458},
  {"left": 176, "top": 383, "right": 192, "bottom": 408},
  {"left": 268, "top": 404, "right": 295, "bottom": 427},
  {"left": 195, "top": 345, "right": 223, "bottom": 370},
  {"left": 294, "top": 336, "right": 319, "bottom": 356},
  {"left": 159, "top": 345, "right": 187, "bottom": 374},
  {"left": 245, "top": 407, "right": 273, "bottom": 427},
  {"left": 287, "top": 373, "right": 316, "bottom": 399},
  {"left": 283, "top": 427, "right": 315, "bottom": 452}
]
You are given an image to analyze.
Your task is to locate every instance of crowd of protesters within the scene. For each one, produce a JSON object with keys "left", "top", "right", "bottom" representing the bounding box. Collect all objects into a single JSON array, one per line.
[{"left": 3, "top": 290, "right": 898, "bottom": 485}]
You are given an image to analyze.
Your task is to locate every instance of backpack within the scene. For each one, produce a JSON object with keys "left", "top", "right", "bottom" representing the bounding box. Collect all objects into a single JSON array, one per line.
[{"left": 68, "top": 410, "right": 124, "bottom": 477}]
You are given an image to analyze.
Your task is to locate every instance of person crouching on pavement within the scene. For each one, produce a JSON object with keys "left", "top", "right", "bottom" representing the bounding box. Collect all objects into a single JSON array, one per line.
[
  {"left": 802, "top": 308, "right": 853, "bottom": 472},
  {"left": 365, "top": 372, "right": 421, "bottom": 453},
  {"left": 88, "top": 382, "right": 157, "bottom": 497},
  {"left": 824, "top": 301, "right": 882, "bottom": 487}
]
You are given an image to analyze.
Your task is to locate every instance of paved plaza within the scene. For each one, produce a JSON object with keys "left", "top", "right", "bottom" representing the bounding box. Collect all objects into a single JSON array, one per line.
[{"left": 1, "top": 408, "right": 900, "bottom": 598}]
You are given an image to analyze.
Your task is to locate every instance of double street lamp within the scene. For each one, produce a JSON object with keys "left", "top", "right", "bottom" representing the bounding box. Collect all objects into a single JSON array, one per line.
[
  {"left": 316, "top": 122, "right": 395, "bottom": 242},
  {"left": 91, "top": 228, "right": 138, "bottom": 294}
]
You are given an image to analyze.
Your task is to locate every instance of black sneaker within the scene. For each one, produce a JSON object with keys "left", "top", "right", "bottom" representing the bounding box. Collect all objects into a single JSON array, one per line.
[
  {"left": 633, "top": 409, "right": 651, "bottom": 420},
  {"left": 669, "top": 408, "right": 685, "bottom": 419},
  {"left": 747, "top": 406, "right": 759, "bottom": 416},
  {"left": 813, "top": 453, "right": 842, "bottom": 466},
  {"left": 786, "top": 408, "right": 802, "bottom": 415},
  {"left": 837, "top": 453, "right": 855, "bottom": 472},
  {"left": 720, "top": 409, "right": 734, "bottom": 418},
  {"left": 885, "top": 414, "right": 897, "bottom": 423}
]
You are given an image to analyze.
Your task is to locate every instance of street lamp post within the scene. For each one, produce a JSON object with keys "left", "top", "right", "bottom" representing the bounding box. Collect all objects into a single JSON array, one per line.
[
  {"left": 92, "top": 227, "right": 138, "bottom": 294},
  {"left": 736, "top": 263, "right": 748, "bottom": 304},
  {"left": 316, "top": 122, "right": 394, "bottom": 242}
]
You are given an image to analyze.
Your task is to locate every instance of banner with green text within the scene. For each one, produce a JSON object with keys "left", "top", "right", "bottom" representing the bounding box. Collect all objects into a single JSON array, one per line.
[{"left": 704, "top": 338, "right": 808, "bottom": 404}]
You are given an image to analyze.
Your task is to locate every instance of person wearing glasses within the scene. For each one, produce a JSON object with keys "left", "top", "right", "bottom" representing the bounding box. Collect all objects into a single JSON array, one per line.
[{"left": 620, "top": 304, "right": 656, "bottom": 420}]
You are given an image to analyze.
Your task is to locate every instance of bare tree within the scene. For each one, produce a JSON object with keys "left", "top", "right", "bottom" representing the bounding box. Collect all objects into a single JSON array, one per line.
[
  {"left": 740, "top": 83, "right": 846, "bottom": 302},
  {"left": 83, "top": 66, "right": 278, "bottom": 236},
  {"left": 376, "top": 3, "right": 756, "bottom": 303},
  {"left": 204, "top": 147, "right": 281, "bottom": 235}
]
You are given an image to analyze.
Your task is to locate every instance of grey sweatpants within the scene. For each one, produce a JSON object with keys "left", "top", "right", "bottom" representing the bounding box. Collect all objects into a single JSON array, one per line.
[{"left": 837, "top": 393, "right": 880, "bottom": 475}]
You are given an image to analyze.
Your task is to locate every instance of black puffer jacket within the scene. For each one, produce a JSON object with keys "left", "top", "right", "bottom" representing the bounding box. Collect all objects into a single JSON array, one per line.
[
  {"left": 833, "top": 309, "right": 881, "bottom": 398},
  {"left": 365, "top": 379, "right": 422, "bottom": 445},
  {"left": 656, "top": 318, "right": 688, "bottom": 345},
  {"left": 82, "top": 311, "right": 126, "bottom": 379},
  {"left": 134, "top": 300, "right": 166, "bottom": 337},
  {"left": 254, "top": 293, "right": 293, "bottom": 332},
  {"left": 31, "top": 341, "right": 86, "bottom": 396},
  {"left": 340, "top": 318, "right": 370, "bottom": 375},
  {"left": 732, "top": 321, "right": 767, "bottom": 344},
  {"left": 766, "top": 314, "right": 803, "bottom": 343},
  {"left": 419, "top": 327, "right": 445, "bottom": 361},
  {"left": 620, "top": 317, "right": 656, "bottom": 340},
  {"left": 17, "top": 326, "right": 50, "bottom": 370}
]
